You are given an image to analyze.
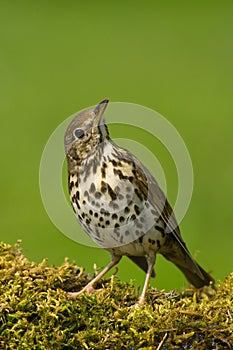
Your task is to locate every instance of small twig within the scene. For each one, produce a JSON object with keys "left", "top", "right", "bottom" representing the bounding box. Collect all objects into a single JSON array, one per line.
[
  {"left": 156, "top": 332, "right": 168, "bottom": 350},
  {"left": 93, "top": 263, "right": 99, "bottom": 276},
  {"left": 227, "top": 309, "right": 232, "bottom": 321}
]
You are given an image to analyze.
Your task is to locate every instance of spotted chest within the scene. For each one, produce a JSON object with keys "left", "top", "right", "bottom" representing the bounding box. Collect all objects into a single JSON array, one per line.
[{"left": 68, "top": 145, "right": 166, "bottom": 254}]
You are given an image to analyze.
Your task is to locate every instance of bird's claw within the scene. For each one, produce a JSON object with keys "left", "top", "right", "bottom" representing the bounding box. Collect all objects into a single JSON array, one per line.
[{"left": 67, "top": 284, "right": 97, "bottom": 300}]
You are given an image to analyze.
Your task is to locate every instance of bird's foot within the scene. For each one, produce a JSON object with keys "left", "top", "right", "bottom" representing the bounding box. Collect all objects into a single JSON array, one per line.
[
  {"left": 134, "top": 296, "right": 145, "bottom": 307},
  {"left": 67, "top": 284, "right": 96, "bottom": 299}
]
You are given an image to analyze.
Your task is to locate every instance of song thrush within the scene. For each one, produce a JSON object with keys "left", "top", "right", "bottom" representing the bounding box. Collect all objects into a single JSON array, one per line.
[{"left": 64, "top": 99, "right": 214, "bottom": 305}]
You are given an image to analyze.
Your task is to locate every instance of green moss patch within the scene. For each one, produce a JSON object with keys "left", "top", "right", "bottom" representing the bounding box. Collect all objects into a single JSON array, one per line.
[{"left": 0, "top": 241, "right": 232, "bottom": 349}]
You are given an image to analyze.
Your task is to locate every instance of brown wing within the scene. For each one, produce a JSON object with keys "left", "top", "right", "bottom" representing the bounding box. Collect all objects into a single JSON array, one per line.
[
  {"left": 117, "top": 146, "right": 180, "bottom": 232},
  {"left": 117, "top": 146, "right": 205, "bottom": 280}
]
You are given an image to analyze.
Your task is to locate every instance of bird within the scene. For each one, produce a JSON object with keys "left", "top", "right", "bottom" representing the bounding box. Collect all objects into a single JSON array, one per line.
[{"left": 64, "top": 98, "right": 214, "bottom": 305}]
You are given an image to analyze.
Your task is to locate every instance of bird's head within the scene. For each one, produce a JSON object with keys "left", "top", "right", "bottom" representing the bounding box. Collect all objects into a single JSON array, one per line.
[{"left": 64, "top": 99, "right": 109, "bottom": 162}]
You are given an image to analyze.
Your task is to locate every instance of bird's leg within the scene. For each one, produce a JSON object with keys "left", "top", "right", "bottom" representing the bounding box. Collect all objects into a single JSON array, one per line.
[
  {"left": 67, "top": 255, "right": 121, "bottom": 299},
  {"left": 137, "top": 253, "right": 156, "bottom": 306}
]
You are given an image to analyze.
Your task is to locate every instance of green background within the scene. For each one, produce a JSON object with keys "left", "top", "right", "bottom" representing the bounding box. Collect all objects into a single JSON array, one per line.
[{"left": 1, "top": 0, "right": 232, "bottom": 291}]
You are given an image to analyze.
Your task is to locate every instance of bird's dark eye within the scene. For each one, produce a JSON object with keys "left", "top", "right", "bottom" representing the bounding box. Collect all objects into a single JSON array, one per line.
[{"left": 74, "top": 128, "right": 85, "bottom": 139}]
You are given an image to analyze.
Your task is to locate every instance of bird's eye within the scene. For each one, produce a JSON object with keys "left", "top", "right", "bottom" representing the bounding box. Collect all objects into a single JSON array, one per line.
[{"left": 74, "top": 128, "right": 85, "bottom": 139}]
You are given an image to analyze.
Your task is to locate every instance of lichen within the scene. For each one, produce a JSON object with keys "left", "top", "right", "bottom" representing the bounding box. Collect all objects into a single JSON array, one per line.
[{"left": 0, "top": 241, "right": 232, "bottom": 349}]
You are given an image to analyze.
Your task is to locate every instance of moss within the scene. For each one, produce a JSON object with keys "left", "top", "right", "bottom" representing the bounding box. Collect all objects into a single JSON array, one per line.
[{"left": 0, "top": 241, "right": 232, "bottom": 349}]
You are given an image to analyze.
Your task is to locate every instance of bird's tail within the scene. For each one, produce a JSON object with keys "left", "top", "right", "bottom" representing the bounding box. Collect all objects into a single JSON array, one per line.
[
  {"left": 161, "top": 236, "right": 214, "bottom": 288},
  {"left": 174, "top": 259, "right": 215, "bottom": 288}
]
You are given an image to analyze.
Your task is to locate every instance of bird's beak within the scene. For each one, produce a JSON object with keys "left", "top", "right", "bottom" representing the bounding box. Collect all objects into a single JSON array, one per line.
[{"left": 93, "top": 98, "right": 109, "bottom": 126}]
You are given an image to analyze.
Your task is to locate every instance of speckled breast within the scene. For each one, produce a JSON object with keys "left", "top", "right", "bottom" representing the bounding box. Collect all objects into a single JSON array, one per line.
[{"left": 68, "top": 147, "right": 166, "bottom": 255}]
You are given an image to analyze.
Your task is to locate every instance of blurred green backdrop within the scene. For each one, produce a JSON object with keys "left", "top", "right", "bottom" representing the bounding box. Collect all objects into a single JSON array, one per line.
[{"left": 1, "top": 0, "right": 232, "bottom": 291}]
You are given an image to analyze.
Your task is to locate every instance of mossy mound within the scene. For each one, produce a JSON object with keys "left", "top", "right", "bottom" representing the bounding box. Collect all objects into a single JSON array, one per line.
[{"left": 0, "top": 241, "right": 232, "bottom": 349}]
